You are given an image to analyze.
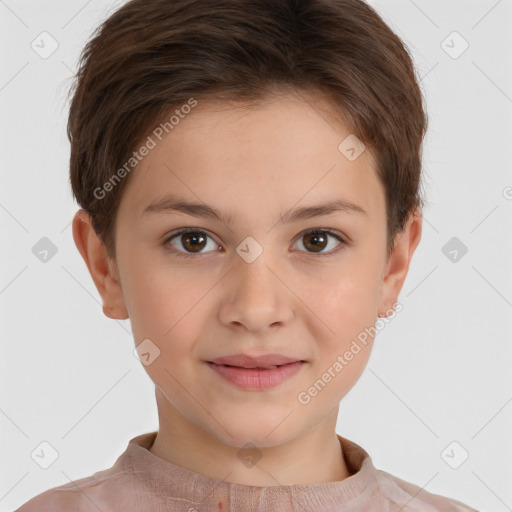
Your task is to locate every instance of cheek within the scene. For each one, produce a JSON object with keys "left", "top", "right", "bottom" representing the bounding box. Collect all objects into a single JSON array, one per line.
[
  {"left": 122, "top": 259, "right": 205, "bottom": 346},
  {"left": 299, "top": 258, "right": 382, "bottom": 384},
  {"left": 301, "top": 272, "right": 378, "bottom": 404},
  {"left": 127, "top": 271, "right": 206, "bottom": 389},
  {"left": 310, "top": 265, "right": 380, "bottom": 325}
]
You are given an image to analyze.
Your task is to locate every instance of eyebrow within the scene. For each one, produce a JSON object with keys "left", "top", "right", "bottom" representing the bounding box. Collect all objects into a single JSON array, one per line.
[{"left": 142, "top": 194, "right": 367, "bottom": 224}]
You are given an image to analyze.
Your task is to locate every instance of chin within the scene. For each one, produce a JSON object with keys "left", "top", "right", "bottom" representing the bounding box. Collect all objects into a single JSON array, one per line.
[{"left": 208, "top": 418, "right": 300, "bottom": 449}]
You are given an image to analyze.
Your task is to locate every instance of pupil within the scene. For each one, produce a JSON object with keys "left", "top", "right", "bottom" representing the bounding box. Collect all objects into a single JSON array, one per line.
[
  {"left": 305, "top": 232, "right": 326, "bottom": 252},
  {"left": 183, "top": 233, "right": 206, "bottom": 252}
]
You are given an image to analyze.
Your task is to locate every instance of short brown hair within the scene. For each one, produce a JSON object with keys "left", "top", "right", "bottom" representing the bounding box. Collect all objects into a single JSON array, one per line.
[{"left": 68, "top": 0, "right": 427, "bottom": 260}]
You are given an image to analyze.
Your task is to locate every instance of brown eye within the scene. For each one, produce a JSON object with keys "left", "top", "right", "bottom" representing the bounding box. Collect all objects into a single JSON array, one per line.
[
  {"left": 180, "top": 232, "right": 207, "bottom": 252},
  {"left": 165, "top": 228, "right": 346, "bottom": 259},
  {"left": 166, "top": 229, "right": 218, "bottom": 257},
  {"left": 302, "top": 231, "right": 328, "bottom": 253},
  {"left": 294, "top": 229, "right": 345, "bottom": 255}
]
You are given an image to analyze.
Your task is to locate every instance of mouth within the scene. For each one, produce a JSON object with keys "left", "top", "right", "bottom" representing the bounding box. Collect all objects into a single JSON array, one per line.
[
  {"left": 205, "top": 355, "right": 307, "bottom": 390},
  {"left": 207, "top": 353, "right": 306, "bottom": 368},
  {"left": 211, "top": 363, "right": 295, "bottom": 370}
]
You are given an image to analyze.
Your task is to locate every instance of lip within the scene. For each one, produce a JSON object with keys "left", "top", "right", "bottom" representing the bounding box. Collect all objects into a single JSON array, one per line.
[
  {"left": 206, "top": 354, "right": 306, "bottom": 390},
  {"left": 208, "top": 353, "right": 304, "bottom": 368}
]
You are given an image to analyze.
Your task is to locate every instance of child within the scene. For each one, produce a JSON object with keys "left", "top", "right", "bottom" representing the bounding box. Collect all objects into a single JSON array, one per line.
[{"left": 16, "top": 0, "right": 479, "bottom": 510}]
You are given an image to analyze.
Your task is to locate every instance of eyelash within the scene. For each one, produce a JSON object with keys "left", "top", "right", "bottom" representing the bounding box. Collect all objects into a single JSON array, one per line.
[{"left": 163, "top": 227, "right": 349, "bottom": 259}]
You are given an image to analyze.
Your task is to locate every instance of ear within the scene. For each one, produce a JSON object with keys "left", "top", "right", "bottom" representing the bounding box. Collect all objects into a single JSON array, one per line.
[
  {"left": 377, "top": 208, "right": 422, "bottom": 316},
  {"left": 72, "top": 209, "right": 129, "bottom": 320}
]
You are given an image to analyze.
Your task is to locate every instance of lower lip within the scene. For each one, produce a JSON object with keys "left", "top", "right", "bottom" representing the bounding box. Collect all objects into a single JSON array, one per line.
[{"left": 206, "top": 361, "right": 305, "bottom": 390}]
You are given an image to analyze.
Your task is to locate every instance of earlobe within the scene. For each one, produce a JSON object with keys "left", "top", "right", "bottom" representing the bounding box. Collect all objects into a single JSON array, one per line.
[{"left": 72, "top": 209, "right": 129, "bottom": 320}]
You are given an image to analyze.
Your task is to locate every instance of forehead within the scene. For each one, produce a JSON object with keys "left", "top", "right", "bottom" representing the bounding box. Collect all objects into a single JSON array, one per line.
[{"left": 116, "top": 92, "right": 384, "bottom": 227}]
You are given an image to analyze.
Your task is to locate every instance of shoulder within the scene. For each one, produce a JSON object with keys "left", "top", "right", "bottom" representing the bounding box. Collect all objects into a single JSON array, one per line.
[
  {"left": 15, "top": 431, "right": 160, "bottom": 512},
  {"left": 376, "top": 469, "right": 480, "bottom": 512},
  {"left": 14, "top": 465, "right": 135, "bottom": 512}
]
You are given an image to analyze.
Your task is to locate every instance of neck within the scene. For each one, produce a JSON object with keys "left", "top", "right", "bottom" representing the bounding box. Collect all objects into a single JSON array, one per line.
[{"left": 148, "top": 389, "right": 351, "bottom": 486}]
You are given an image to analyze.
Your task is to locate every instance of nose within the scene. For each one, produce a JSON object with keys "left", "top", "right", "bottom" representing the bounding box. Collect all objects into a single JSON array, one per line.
[{"left": 218, "top": 251, "right": 295, "bottom": 332}]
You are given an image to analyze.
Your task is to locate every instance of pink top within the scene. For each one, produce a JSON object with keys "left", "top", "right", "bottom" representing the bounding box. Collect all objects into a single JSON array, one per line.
[{"left": 16, "top": 431, "right": 478, "bottom": 511}]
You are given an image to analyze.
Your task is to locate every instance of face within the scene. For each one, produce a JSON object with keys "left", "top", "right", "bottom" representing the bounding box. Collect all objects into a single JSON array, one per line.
[{"left": 76, "top": 91, "right": 421, "bottom": 449}]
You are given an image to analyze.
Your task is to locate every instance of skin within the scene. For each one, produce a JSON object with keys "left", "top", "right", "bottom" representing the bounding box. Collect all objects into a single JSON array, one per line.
[{"left": 73, "top": 90, "right": 422, "bottom": 486}]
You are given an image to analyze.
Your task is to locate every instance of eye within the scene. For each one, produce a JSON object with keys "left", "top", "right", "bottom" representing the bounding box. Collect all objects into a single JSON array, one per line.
[
  {"left": 163, "top": 227, "right": 348, "bottom": 259},
  {"left": 164, "top": 228, "right": 220, "bottom": 258},
  {"left": 293, "top": 228, "right": 346, "bottom": 256}
]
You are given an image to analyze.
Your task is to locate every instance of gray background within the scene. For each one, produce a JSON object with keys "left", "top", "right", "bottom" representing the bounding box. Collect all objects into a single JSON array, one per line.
[{"left": 1, "top": 1, "right": 511, "bottom": 510}]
